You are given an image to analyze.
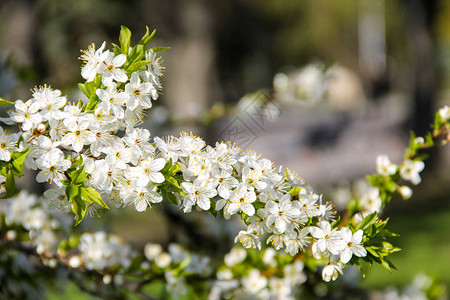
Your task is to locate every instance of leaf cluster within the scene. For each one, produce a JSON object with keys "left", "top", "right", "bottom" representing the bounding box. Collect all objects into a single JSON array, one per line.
[{"left": 61, "top": 156, "right": 108, "bottom": 225}]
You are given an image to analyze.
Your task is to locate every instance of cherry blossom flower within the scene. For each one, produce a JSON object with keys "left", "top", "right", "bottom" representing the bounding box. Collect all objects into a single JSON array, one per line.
[
  {"left": 263, "top": 195, "right": 300, "bottom": 234},
  {"left": 35, "top": 149, "right": 71, "bottom": 185},
  {"left": 376, "top": 155, "right": 397, "bottom": 176},
  {"left": 80, "top": 42, "right": 108, "bottom": 82},
  {"left": 400, "top": 159, "right": 425, "bottom": 185},
  {"left": 339, "top": 227, "right": 367, "bottom": 263},
  {"left": 124, "top": 73, "right": 153, "bottom": 110},
  {"left": 0, "top": 127, "right": 18, "bottom": 161},
  {"left": 322, "top": 263, "right": 342, "bottom": 282},
  {"left": 101, "top": 53, "right": 128, "bottom": 85},
  {"left": 10, "top": 99, "right": 42, "bottom": 131},
  {"left": 181, "top": 177, "right": 217, "bottom": 211},
  {"left": 309, "top": 221, "right": 346, "bottom": 257}
]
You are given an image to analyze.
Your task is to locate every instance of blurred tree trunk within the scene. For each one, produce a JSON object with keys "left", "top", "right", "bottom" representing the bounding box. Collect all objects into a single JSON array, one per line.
[
  {"left": 406, "top": 0, "right": 437, "bottom": 167},
  {"left": 406, "top": 0, "right": 436, "bottom": 136},
  {"left": 165, "top": 0, "right": 214, "bottom": 137}
]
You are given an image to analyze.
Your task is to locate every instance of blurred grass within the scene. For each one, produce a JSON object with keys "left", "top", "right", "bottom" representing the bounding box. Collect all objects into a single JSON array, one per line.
[{"left": 361, "top": 206, "right": 450, "bottom": 288}]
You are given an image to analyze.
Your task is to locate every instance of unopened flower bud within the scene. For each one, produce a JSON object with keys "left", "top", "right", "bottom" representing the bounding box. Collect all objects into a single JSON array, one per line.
[
  {"left": 48, "top": 258, "right": 58, "bottom": 268},
  {"left": 103, "top": 274, "right": 112, "bottom": 285},
  {"left": 155, "top": 252, "right": 171, "bottom": 268},
  {"left": 36, "top": 123, "right": 46, "bottom": 134},
  {"left": 6, "top": 230, "right": 17, "bottom": 241},
  {"left": 398, "top": 185, "right": 413, "bottom": 200},
  {"left": 68, "top": 255, "right": 82, "bottom": 268},
  {"left": 144, "top": 243, "right": 162, "bottom": 261}
]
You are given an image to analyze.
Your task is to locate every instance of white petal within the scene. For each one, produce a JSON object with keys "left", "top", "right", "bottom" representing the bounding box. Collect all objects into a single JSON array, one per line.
[
  {"left": 135, "top": 198, "right": 148, "bottom": 212},
  {"left": 36, "top": 172, "right": 48, "bottom": 183},
  {"left": 152, "top": 158, "right": 166, "bottom": 171},
  {"left": 340, "top": 227, "right": 352, "bottom": 242},
  {"left": 149, "top": 172, "right": 165, "bottom": 184},
  {"left": 340, "top": 248, "right": 353, "bottom": 264},
  {"left": 275, "top": 218, "right": 288, "bottom": 233},
  {"left": 243, "top": 204, "right": 255, "bottom": 216},
  {"left": 218, "top": 185, "right": 230, "bottom": 199},
  {"left": 112, "top": 69, "right": 128, "bottom": 83},
  {"left": 309, "top": 227, "right": 324, "bottom": 239},
  {"left": 197, "top": 196, "right": 210, "bottom": 210},
  {"left": 227, "top": 203, "right": 239, "bottom": 215},
  {"left": 351, "top": 245, "right": 367, "bottom": 258},
  {"left": 113, "top": 54, "right": 126, "bottom": 67},
  {"left": 352, "top": 230, "right": 364, "bottom": 244}
]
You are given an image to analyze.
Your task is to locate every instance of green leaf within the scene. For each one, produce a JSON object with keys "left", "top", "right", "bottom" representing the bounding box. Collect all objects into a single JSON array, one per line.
[
  {"left": 151, "top": 46, "right": 170, "bottom": 53},
  {"left": 168, "top": 163, "right": 181, "bottom": 176},
  {"left": 85, "top": 80, "right": 96, "bottom": 95},
  {"left": 71, "top": 196, "right": 87, "bottom": 226},
  {"left": 0, "top": 162, "right": 6, "bottom": 176},
  {"left": 139, "top": 27, "right": 156, "bottom": 47},
  {"left": 160, "top": 159, "right": 173, "bottom": 174},
  {"left": 174, "top": 256, "right": 191, "bottom": 275},
  {"left": 127, "top": 44, "right": 145, "bottom": 65},
  {"left": 111, "top": 43, "right": 122, "bottom": 56},
  {"left": 9, "top": 147, "right": 30, "bottom": 177},
  {"left": 0, "top": 98, "right": 14, "bottom": 105},
  {"left": 331, "top": 216, "right": 341, "bottom": 228},
  {"left": 356, "top": 211, "right": 378, "bottom": 231},
  {"left": 207, "top": 200, "right": 218, "bottom": 217},
  {"left": 288, "top": 186, "right": 304, "bottom": 197},
  {"left": 161, "top": 187, "right": 178, "bottom": 205},
  {"left": 68, "top": 165, "right": 87, "bottom": 186},
  {"left": 377, "top": 229, "right": 400, "bottom": 238},
  {"left": 66, "top": 185, "right": 79, "bottom": 201},
  {"left": 72, "top": 155, "right": 83, "bottom": 169},
  {"left": 166, "top": 176, "right": 180, "bottom": 190},
  {"left": 59, "top": 235, "right": 81, "bottom": 253},
  {"left": 366, "top": 246, "right": 380, "bottom": 258},
  {"left": 1, "top": 173, "right": 15, "bottom": 199},
  {"left": 78, "top": 83, "right": 89, "bottom": 98},
  {"left": 380, "top": 257, "right": 397, "bottom": 272},
  {"left": 425, "top": 132, "right": 434, "bottom": 147},
  {"left": 119, "top": 25, "right": 132, "bottom": 54},
  {"left": 80, "top": 186, "right": 109, "bottom": 209},
  {"left": 126, "top": 60, "right": 151, "bottom": 74}
]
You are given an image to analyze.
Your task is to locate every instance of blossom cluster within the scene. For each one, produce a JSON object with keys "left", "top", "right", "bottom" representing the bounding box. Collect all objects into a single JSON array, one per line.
[
  {"left": 0, "top": 191, "right": 357, "bottom": 299},
  {"left": 0, "top": 191, "right": 69, "bottom": 264},
  {"left": 0, "top": 29, "right": 374, "bottom": 283},
  {"left": 353, "top": 135, "right": 428, "bottom": 219},
  {"left": 1, "top": 26, "right": 449, "bottom": 299}
]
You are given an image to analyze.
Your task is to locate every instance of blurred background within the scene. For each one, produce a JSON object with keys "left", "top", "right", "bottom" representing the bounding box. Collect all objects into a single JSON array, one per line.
[{"left": 1, "top": 0, "right": 450, "bottom": 296}]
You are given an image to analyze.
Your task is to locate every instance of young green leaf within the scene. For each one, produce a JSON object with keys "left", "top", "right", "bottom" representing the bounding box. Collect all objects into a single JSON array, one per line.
[
  {"left": 78, "top": 83, "right": 89, "bottom": 98},
  {"left": 66, "top": 185, "right": 80, "bottom": 201},
  {"left": 160, "top": 186, "right": 178, "bottom": 205},
  {"left": 151, "top": 46, "right": 170, "bottom": 53},
  {"left": 138, "top": 27, "right": 156, "bottom": 47},
  {"left": 9, "top": 147, "right": 30, "bottom": 177},
  {"left": 0, "top": 98, "right": 14, "bottom": 105},
  {"left": 120, "top": 25, "right": 132, "bottom": 54},
  {"left": 68, "top": 165, "right": 87, "bottom": 186},
  {"left": 80, "top": 186, "right": 109, "bottom": 209},
  {"left": 288, "top": 186, "right": 304, "bottom": 197},
  {"left": 167, "top": 163, "right": 181, "bottom": 176},
  {"left": 160, "top": 159, "right": 173, "bottom": 174},
  {"left": 71, "top": 196, "right": 87, "bottom": 226},
  {"left": 126, "top": 60, "right": 151, "bottom": 74},
  {"left": 0, "top": 162, "right": 6, "bottom": 176},
  {"left": 1, "top": 173, "right": 15, "bottom": 199},
  {"left": 356, "top": 211, "right": 378, "bottom": 231}
]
